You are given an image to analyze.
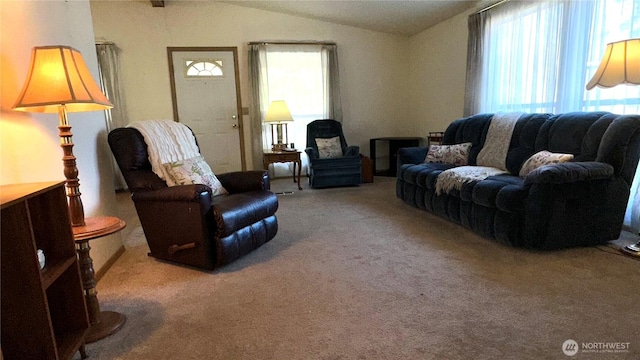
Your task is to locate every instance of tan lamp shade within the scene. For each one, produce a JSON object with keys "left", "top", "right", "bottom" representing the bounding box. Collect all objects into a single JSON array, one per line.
[
  {"left": 12, "top": 45, "right": 113, "bottom": 227},
  {"left": 13, "top": 45, "right": 113, "bottom": 113},
  {"left": 264, "top": 100, "right": 294, "bottom": 123},
  {"left": 586, "top": 38, "right": 640, "bottom": 90}
]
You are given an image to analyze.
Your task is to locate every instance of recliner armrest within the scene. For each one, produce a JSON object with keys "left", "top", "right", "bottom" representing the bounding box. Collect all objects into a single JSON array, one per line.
[
  {"left": 524, "top": 162, "right": 614, "bottom": 185},
  {"left": 217, "top": 170, "right": 271, "bottom": 193},
  {"left": 305, "top": 147, "right": 318, "bottom": 159},
  {"left": 132, "top": 184, "right": 211, "bottom": 202},
  {"left": 344, "top": 145, "right": 360, "bottom": 156}
]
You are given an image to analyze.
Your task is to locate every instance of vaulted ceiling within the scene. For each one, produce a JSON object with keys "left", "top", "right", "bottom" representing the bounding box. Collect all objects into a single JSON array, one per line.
[{"left": 149, "top": 1, "right": 494, "bottom": 37}]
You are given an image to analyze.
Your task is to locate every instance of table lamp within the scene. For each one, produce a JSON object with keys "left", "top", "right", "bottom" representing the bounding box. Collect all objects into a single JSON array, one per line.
[
  {"left": 12, "top": 45, "right": 113, "bottom": 227},
  {"left": 586, "top": 38, "right": 640, "bottom": 257},
  {"left": 264, "top": 100, "right": 294, "bottom": 151}
]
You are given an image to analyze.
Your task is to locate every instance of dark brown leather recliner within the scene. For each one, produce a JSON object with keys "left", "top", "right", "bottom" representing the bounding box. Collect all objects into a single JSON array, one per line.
[{"left": 108, "top": 127, "right": 278, "bottom": 270}]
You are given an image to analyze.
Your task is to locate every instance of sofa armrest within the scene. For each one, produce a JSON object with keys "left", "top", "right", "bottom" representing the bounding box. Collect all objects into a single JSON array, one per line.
[
  {"left": 344, "top": 145, "right": 360, "bottom": 156},
  {"left": 524, "top": 162, "right": 614, "bottom": 185},
  {"left": 132, "top": 184, "right": 211, "bottom": 202},
  {"left": 523, "top": 161, "right": 625, "bottom": 249},
  {"left": 217, "top": 170, "right": 271, "bottom": 193},
  {"left": 398, "top": 147, "right": 428, "bottom": 167}
]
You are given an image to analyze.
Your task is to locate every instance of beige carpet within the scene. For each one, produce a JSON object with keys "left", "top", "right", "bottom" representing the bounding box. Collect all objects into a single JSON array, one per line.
[{"left": 80, "top": 177, "right": 639, "bottom": 360}]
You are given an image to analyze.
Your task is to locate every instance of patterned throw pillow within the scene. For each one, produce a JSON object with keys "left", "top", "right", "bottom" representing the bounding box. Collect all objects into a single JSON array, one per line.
[
  {"left": 424, "top": 143, "right": 472, "bottom": 166},
  {"left": 519, "top": 150, "right": 574, "bottom": 177},
  {"left": 315, "top": 136, "right": 343, "bottom": 159},
  {"left": 163, "top": 156, "right": 228, "bottom": 196}
]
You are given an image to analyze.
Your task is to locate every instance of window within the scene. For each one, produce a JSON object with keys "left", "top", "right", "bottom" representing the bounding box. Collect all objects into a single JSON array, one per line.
[
  {"left": 185, "top": 59, "right": 223, "bottom": 77},
  {"left": 264, "top": 46, "right": 325, "bottom": 151},
  {"left": 583, "top": 0, "right": 640, "bottom": 113},
  {"left": 249, "top": 43, "right": 341, "bottom": 177},
  {"left": 476, "top": 0, "right": 640, "bottom": 114}
]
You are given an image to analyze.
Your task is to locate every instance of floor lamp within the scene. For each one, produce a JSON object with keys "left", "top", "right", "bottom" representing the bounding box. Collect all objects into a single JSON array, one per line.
[
  {"left": 13, "top": 45, "right": 127, "bottom": 342},
  {"left": 586, "top": 38, "right": 640, "bottom": 257}
]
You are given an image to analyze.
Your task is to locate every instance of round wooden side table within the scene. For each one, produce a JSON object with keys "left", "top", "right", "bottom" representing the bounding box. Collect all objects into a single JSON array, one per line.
[{"left": 73, "top": 216, "right": 126, "bottom": 343}]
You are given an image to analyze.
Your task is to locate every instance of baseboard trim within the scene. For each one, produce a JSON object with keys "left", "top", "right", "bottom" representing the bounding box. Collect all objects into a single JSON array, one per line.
[{"left": 96, "top": 245, "right": 126, "bottom": 282}]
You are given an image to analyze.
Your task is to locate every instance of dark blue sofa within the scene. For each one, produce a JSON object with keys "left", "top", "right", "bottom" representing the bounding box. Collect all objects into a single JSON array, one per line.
[{"left": 396, "top": 112, "right": 640, "bottom": 249}]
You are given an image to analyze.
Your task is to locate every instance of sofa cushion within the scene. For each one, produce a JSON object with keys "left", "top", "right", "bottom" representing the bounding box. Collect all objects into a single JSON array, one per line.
[
  {"left": 505, "top": 113, "right": 551, "bottom": 175},
  {"left": 519, "top": 151, "right": 574, "bottom": 177},
  {"left": 469, "top": 175, "right": 527, "bottom": 214},
  {"left": 401, "top": 163, "right": 454, "bottom": 188},
  {"left": 443, "top": 113, "right": 493, "bottom": 165},
  {"left": 211, "top": 190, "right": 278, "bottom": 237},
  {"left": 424, "top": 143, "right": 472, "bottom": 165},
  {"left": 436, "top": 166, "right": 508, "bottom": 195},
  {"left": 163, "top": 156, "right": 228, "bottom": 196},
  {"left": 577, "top": 113, "right": 616, "bottom": 162},
  {"left": 537, "top": 112, "right": 605, "bottom": 154}
]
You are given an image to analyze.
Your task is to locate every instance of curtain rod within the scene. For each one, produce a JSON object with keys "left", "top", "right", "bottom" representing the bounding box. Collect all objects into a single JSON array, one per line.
[
  {"left": 474, "top": 0, "right": 510, "bottom": 14},
  {"left": 95, "top": 41, "right": 115, "bottom": 45},
  {"left": 248, "top": 41, "right": 336, "bottom": 46}
]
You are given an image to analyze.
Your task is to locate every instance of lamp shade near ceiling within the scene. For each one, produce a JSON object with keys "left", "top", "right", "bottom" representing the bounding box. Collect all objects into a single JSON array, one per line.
[
  {"left": 13, "top": 45, "right": 113, "bottom": 113},
  {"left": 264, "top": 100, "right": 293, "bottom": 123},
  {"left": 586, "top": 38, "right": 640, "bottom": 90}
]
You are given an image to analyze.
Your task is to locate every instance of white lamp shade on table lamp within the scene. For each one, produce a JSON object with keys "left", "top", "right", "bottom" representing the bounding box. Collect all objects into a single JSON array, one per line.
[{"left": 264, "top": 100, "right": 294, "bottom": 151}]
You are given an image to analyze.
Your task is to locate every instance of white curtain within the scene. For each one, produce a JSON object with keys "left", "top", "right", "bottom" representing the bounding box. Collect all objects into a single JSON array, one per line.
[
  {"left": 96, "top": 42, "right": 128, "bottom": 190},
  {"left": 322, "top": 44, "right": 343, "bottom": 122},
  {"left": 248, "top": 44, "right": 269, "bottom": 170},
  {"left": 627, "top": 165, "right": 640, "bottom": 233},
  {"left": 248, "top": 42, "right": 342, "bottom": 177},
  {"left": 465, "top": 0, "right": 640, "bottom": 233}
]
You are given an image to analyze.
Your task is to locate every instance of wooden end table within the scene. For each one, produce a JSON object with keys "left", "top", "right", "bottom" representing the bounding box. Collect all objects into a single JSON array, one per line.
[
  {"left": 369, "top": 137, "right": 422, "bottom": 176},
  {"left": 73, "top": 216, "right": 126, "bottom": 343},
  {"left": 263, "top": 150, "right": 303, "bottom": 190}
]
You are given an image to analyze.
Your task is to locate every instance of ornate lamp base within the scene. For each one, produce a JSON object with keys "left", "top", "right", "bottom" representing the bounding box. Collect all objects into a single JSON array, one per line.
[
  {"left": 272, "top": 143, "right": 288, "bottom": 151},
  {"left": 73, "top": 216, "right": 127, "bottom": 343},
  {"left": 84, "top": 310, "right": 126, "bottom": 343},
  {"left": 621, "top": 241, "right": 640, "bottom": 257}
]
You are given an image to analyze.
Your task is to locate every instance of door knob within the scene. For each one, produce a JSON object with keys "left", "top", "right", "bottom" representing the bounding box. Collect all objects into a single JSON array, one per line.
[
  {"left": 232, "top": 115, "right": 237, "bottom": 119},
  {"left": 232, "top": 124, "right": 238, "bottom": 129}
]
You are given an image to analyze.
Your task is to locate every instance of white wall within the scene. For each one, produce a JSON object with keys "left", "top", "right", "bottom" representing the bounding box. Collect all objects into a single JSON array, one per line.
[
  {"left": 0, "top": 0, "right": 122, "bottom": 272},
  {"left": 408, "top": 7, "right": 478, "bottom": 137},
  {"left": 89, "top": 0, "right": 411, "bottom": 160}
]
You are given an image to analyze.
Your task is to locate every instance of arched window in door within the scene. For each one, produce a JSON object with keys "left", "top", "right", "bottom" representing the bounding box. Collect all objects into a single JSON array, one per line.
[{"left": 185, "top": 59, "right": 223, "bottom": 77}]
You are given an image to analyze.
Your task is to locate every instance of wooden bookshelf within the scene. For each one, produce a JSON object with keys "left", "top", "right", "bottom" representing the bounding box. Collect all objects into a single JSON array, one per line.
[{"left": 1, "top": 181, "right": 89, "bottom": 360}]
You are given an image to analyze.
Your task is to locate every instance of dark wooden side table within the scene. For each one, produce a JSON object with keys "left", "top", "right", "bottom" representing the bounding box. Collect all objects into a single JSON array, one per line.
[
  {"left": 73, "top": 216, "right": 126, "bottom": 343},
  {"left": 263, "top": 151, "right": 303, "bottom": 190},
  {"left": 370, "top": 137, "right": 421, "bottom": 176}
]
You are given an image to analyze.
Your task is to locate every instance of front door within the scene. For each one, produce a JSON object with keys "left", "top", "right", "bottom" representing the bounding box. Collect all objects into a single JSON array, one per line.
[{"left": 168, "top": 47, "right": 245, "bottom": 173}]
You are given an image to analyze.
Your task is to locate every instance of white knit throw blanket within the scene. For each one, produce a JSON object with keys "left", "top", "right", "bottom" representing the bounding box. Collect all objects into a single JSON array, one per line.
[
  {"left": 435, "top": 166, "right": 508, "bottom": 195},
  {"left": 435, "top": 113, "right": 520, "bottom": 195},
  {"left": 476, "top": 112, "right": 522, "bottom": 170},
  {"left": 128, "top": 120, "right": 201, "bottom": 185}
]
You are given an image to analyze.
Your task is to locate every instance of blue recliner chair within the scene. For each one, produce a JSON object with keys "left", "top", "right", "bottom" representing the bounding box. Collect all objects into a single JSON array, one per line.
[{"left": 305, "top": 119, "right": 362, "bottom": 188}]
